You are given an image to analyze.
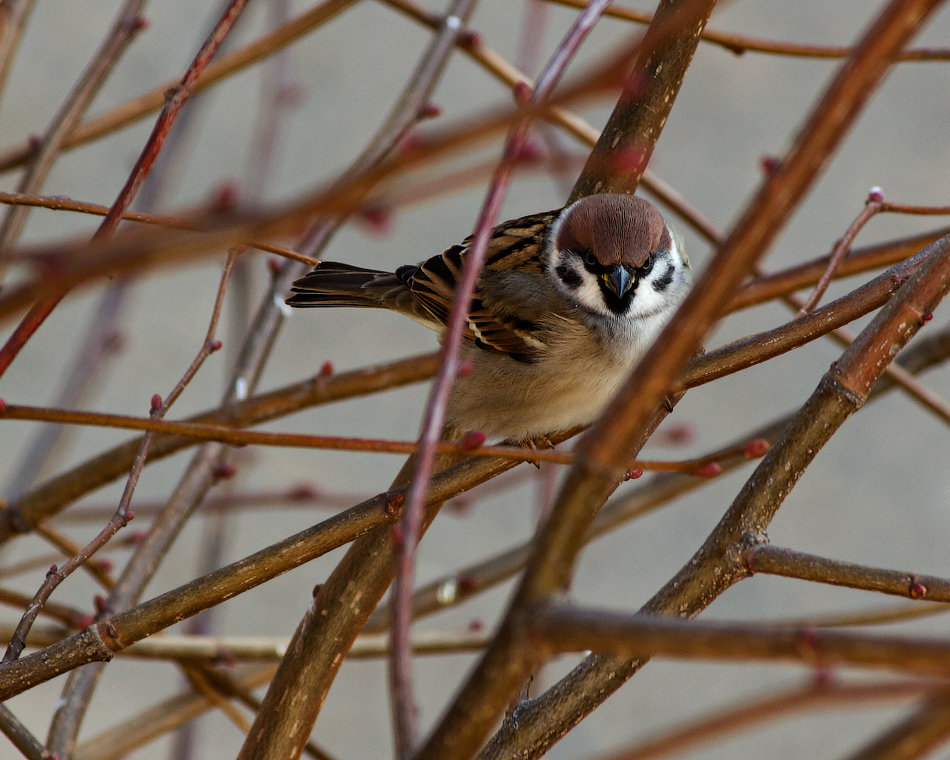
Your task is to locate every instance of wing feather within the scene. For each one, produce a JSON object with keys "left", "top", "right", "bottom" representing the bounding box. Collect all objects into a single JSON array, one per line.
[
  {"left": 401, "top": 210, "right": 556, "bottom": 361},
  {"left": 288, "top": 209, "right": 559, "bottom": 362}
]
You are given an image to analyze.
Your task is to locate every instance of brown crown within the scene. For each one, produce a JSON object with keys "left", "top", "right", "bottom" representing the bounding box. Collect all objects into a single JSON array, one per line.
[{"left": 555, "top": 194, "right": 669, "bottom": 268}]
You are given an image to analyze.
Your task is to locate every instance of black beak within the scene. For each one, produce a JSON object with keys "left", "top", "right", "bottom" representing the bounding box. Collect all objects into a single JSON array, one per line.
[{"left": 603, "top": 265, "right": 633, "bottom": 298}]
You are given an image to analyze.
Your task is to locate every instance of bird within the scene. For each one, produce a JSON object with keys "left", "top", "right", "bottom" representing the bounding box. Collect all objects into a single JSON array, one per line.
[{"left": 286, "top": 193, "right": 691, "bottom": 443}]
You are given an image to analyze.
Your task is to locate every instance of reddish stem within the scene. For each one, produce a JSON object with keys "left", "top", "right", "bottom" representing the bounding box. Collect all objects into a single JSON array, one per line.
[
  {"left": 0, "top": 0, "right": 251, "bottom": 381},
  {"left": 389, "top": 2, "right": 616, "bottom": 754}
]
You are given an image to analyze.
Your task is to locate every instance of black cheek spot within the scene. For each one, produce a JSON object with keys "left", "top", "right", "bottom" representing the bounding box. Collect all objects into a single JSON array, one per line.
[
  {"left": 651, "top": 262, "right": 675, "bottom": 293},
  {"left": 555, "top": 264, "right": 582, "bottom": 289}
]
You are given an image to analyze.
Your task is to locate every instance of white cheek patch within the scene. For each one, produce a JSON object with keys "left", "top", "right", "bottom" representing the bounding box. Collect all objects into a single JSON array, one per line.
[
  {"left": 629, "top": 279, "right": 668, "bottom": 317},
  {"left": 631, "top": 249, "right": 687, "bottom": 318},
  {"left": 548, "top": 250, "right": 605, "bottom": 314},
  {"left": 571, "top": 270, "right": 608, "bottom": 313}
]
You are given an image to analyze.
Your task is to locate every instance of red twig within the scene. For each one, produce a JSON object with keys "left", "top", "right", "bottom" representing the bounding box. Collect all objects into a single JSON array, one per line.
[
  {"left": 0, "top": 401, "right": 750, "bottom": 472},
  {"left": 1, "top": 252, "right": 237, "bottom": 664},
  {"left": 800, "top": 193, "right": 950, "bottom": 314},
  {"left": 0, "top": 703, "right": 49, "bottom": 760},
  {"left": 0, "top": 0, "right": 147, "bottom": 264},
  {"left": 798, "top": 190, "right": 885, "bottom": 314},
  {"left": 0, "top": 0, "right": 251, "bottom": 380},
  {"left": 544, "top": 0, "right": 950, "bottom": 62},
  {"left": 388, "top": 6, "right": 616, "bottom": 753},
  {"left": 1, "top": 517, "right": 134, "bottom": 663}
]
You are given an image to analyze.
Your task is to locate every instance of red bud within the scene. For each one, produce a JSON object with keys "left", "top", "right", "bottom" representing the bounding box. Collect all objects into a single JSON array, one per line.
[
  {"left": 695, "top": 461, "right": 722, "bottom": 478},
  {"left": 760, "top": 155, "right": 781, "bottom": 176},
  {"left": 460, "top": 430, "right": 486, "bottom": 450},
  {"left": 214, "top": 463, "right": 237, "bottom": 480},
  {"left": 744, "top": 438, "right": 770, "bottom": 458},
  {"left": 356, "top": 202, "right": 393, "bottom": 235},
  {"left": 419, "top": 102, "right": 442, "bottom": 119}
]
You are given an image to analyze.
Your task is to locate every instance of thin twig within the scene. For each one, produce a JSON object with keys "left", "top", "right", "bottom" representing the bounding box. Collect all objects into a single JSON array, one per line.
[
  {"left": 1, "top": 252, "right": 237, "bottom": 664},
  {"left": 52, "top": 486, "right": 362, "bottom": 522},
  {"left": 0, "top": 0, "right": 361, "bottom": 176},
  {"left": 44, "top": 251, "right": 241, "bottom": 753},
  {"left": 477, "top": 3, "right": 947, "bottom": 757},
  {"left": 390, "top": 5, "right": 619, "bottom": 749},
  {"left": 576, "top": 679, "right": 939, "bottom": 760},
  {"left": 0, "top": 404, "right": 754, "bottom": 470},
  {"left": 743, "top": 544, "right": 950, "bottom": 603},
  {"left": 10, "top": 622, "right": 489, "bottom": 662},
  {"left": 0, "top": 0, "right": 148, "bottom": 278},
  {"left": 799, "top": 194, "right": 950, "bottom": 314},
  {"left": 31, "top": 522, "right": 118, "bottom": 590},
  {"left": 0, "top": 190, "right": 318, "bottom": 264},
  {"left": 729, "top": 226, "right": 949, "bottom": 312},
  {"left": 0, "top": 703, "right": 50, "bottom": 760},
  {"left": 798, "top": 192, "right": 885, "bottom": 313},
  {"left": 0, "top": 0, "right": 252, "bottom": 380},
  {"left": 544, "top": 0, "right": 950, "bottom": 61},
  {"left": 0, "top": 352, "right": 440, "bottom": 542},
  {"left": 0, "top": 0, "right": 37, "bottom": 104},
  {"left": 0, "top": 242, "right": 935, "bottom": 542},
  {"left": 0, "top": 585, "right": 91, "bottom": 630}
]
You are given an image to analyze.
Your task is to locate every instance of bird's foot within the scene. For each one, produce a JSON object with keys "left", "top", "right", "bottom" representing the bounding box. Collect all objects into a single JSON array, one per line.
[{"left": 517, "top": 434, "right": 555, "bottom": 469}]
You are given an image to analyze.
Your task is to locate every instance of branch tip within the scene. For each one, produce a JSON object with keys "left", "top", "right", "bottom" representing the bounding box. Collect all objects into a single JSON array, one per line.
[
  {"left": 418, "top": 102, "right": 442, "bottom": 120},
  {"left": 213, "top": 463, "right": 237, "bottom": 480},
  {"left": 694, "top": 461, "right": 722, "bottom": 478},
  {"left": 125, "top": 15, "right": 148, "bottom": 33},
  {"left": 744, "top": 438, "right": 770, "bottom": 458},
  {"left": 759, "top": 154, "right": 781, "bottom": 176}
]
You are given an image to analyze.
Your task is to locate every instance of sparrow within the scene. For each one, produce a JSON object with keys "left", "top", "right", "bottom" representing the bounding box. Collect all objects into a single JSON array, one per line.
[{"left": 286, "top": 194, "right": 691, "bottom": 442}]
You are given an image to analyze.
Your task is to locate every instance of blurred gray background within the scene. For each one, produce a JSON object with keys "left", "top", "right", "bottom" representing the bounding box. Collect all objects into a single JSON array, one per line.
[{"left": 2, "top": 1, "right": 949, "bottom": 758}]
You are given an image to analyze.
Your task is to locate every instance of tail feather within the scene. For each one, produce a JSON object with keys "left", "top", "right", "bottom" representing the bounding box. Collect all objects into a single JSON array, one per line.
[{"left": 286, "top": 261, "right": 400, "bottom": 309}]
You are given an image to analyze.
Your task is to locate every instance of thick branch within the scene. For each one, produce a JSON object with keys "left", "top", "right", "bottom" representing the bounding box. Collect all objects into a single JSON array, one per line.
[
  {"left": 534, "top": 601, "right": 950, "bottom": 678},
  {"left": 569, "top": 0, "right": 716, "bottom": 200}
]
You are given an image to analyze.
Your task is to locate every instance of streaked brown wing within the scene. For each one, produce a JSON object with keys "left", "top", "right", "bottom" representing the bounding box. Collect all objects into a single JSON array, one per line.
[
  {"left": 465, "top": 296, "right": 546, "bottom": 361},
  {"left": 401, "top": 209, "right": 557, "bottom": 361}
]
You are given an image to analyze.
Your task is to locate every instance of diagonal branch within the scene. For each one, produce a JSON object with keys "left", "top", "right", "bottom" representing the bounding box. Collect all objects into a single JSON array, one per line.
[{"left": 477, "top": 2, "right": 946, "bottom": 757}]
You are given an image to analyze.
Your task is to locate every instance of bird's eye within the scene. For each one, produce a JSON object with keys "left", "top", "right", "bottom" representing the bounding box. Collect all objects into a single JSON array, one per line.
[
  {"left": 581, "top": 249, "right": 597, "bottom": 268},
  {"left": 638, "top": 254, "right": 655, "bottom": 277}
]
